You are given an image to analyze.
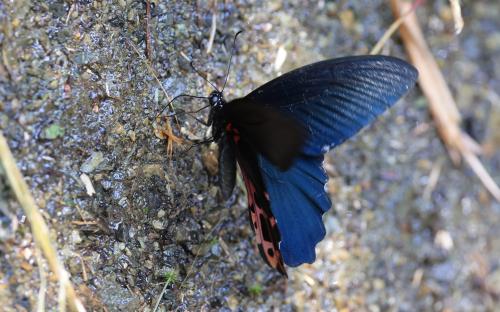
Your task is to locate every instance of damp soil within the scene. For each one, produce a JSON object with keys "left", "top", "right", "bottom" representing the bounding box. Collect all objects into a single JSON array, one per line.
[{"left": 1, "top": 1, "right": 499, "bottom": 311}]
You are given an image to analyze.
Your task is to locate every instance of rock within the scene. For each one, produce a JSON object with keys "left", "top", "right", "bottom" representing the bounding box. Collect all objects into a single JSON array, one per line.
[
  {"left": 71, "top": 230, "right": 82, "bottom": 244},
  {"left": 80, "top": 152, "right": 105, "bottom": 173},
  {"left": 142, "top": 164, "right": 166, "bottom": 179},
  {"left": 434, "top": 230, "right": 454, "bottom": 251},
  {"left": 430, "top": 262, "right": 456, "bottom": 283},
  {"left": 98, "top": 274, "right": 142, "bottom": 310},
  {"left": 152, "top": 220, "right": 165, "bottom": 230}
]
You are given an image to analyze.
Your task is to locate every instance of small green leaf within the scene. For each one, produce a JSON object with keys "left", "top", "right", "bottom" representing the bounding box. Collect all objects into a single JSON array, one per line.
[
  {"left": 43, "top": 124, "right": 65, "bottom": 139},
  {"left": 248, "top": 283, "right": 263, "bottom": 296},
  {"left": 164, "top": 270, "right": 178, "bottom": 286}
]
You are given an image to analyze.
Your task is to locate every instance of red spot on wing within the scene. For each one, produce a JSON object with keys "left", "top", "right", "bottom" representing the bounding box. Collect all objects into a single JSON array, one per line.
[
  {"left": 241, "top": 168, "right": 287, "bottom": 276},
  {"left": 225, "top": 123, "right": 240, "bottom": 143},
  {"left": 226, "top": 122, "right": 286, "bottom": 276}
]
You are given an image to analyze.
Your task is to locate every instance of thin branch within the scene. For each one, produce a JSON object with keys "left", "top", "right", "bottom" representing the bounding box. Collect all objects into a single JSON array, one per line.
[
  {"left": 449, "top": 0, "right": 464, "bottom": 34},
  {"left": 35, "top": 247, "right": 47, "bottom": 312},
  {"left": 370, "top": 0, "right": 424, "bottom": 55},
  {"left": 0, "top": 132, "right": 86, "bottom": 312},
  {"left": 206, "top": 1, "right": 217, "bottom": 54},
  {"left": 145, "top": 0, "right": 152, "bottom": 59},
  {"left": 391, "top": 0, "right": 500, "bottom": 201}
]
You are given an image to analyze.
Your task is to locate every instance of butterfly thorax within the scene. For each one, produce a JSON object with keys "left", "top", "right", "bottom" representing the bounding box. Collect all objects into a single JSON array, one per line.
[{"left": 208, "top": 90, "right": 228, "bottom": 141}]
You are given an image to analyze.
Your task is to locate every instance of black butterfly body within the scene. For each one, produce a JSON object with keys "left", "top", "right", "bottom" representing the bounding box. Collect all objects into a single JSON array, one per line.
[{"left": 206, "top": 55, "right": 418, "bottom": 275}]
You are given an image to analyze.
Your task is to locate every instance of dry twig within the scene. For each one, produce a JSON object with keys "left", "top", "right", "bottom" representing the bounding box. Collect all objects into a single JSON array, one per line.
[
  {"left": 391, "top": 0, "right": 500, "bottom": 201},
  {"left": 370, "top": 0, "right": 423, "bottom": 55},
  {"left": 0, "top": 132, "right": 86, "bottom": 312},
  {"left": 145, "top": 0, "right": 152, "bottom": 59},
  {"left": 449, "top": 0, "right": 464, "bottom": 34},
  {"left": 206, "top": 1, "right": 217, "bottom": 54},
  {"left": 35, "top": 247, "right": 47, "bottom": 312}
]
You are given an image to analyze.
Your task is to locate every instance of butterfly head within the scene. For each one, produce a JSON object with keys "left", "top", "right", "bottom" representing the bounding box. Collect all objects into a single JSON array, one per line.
[{"left": 208, "top": 91, "right": 225, "bottom": 108}]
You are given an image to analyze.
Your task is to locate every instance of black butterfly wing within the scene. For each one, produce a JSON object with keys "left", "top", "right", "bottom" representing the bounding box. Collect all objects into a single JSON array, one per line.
[
  {"left": 241, "top": 55, "right": 418, "bottom": 267},
  {"left": 246, "top": 55, "right": 418, "bottom": 155},
  {"left": 221, "top": 97, "right": 307, "bottom": 170}
]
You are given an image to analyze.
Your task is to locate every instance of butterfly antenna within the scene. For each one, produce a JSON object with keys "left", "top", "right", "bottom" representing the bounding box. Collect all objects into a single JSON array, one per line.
[
  {"left": 190, "top": 61, "right": 220, "bottom": 92},
  {"left": 221, "top": 30, "right": 243, "bottom": 92}
]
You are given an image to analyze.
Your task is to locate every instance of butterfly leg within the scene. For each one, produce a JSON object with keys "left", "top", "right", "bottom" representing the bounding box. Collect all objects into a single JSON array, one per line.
[
  {"left": 165, "top": 104, "right": 211, "bottom": 118},
  {"left": 179, "top": 137, "right": 215, "bottom": 155},
  {"left": 188, "top": 137, "right": 215, "bottom": 145},
  {"left": 155, "top": 94, "right": 209, "bottom": 119},
  {"left": 158, "top": 106, "right": 211, "bottom": 129},
  {"left": 189, "top": 115, "right": 211, "bottom": 127}
]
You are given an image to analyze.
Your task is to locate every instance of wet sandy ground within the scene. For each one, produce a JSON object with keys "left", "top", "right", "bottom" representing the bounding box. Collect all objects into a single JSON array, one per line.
[{"left": 1, "top": 1, "right": 499, "bottom": 311}]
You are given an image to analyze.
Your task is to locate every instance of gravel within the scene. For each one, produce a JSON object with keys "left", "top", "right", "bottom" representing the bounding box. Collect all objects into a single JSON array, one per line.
[{"left": 0, "top": 0, "right": 499, "bottom": 311}]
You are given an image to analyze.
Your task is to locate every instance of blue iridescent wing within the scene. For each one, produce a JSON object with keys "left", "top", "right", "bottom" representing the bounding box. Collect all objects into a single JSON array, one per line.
[
  {"left": 244, "top": 55, "right": 417, "bottom": 267},
  {"left": 258, "top": 155, "right": 330, "bottom": 266},
  {"left": 246, "top": 55, "right": 418, "bottom": 155}
]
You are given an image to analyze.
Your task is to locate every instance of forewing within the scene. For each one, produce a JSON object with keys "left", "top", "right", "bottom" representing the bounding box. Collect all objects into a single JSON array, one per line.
[
  {"left": 258, "top": 155, "right": 331, "bottom": 267},
  {"left": 246, "top": 55, "right": 418, "bottom": 155},
  {"left": 225, "top": 124, "right": 287, "bottom": 275},
  {"left": 222, "top": 98, "right": 307, "bottom": 171}
]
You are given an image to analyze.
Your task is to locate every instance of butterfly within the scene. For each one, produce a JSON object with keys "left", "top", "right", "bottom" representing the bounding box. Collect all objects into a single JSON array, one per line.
[{"left": 186, "top": 54, "right": 418, "bottom": 276}]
